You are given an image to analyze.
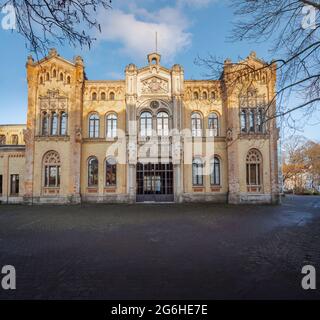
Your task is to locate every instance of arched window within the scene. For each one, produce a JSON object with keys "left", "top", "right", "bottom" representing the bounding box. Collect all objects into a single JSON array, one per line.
[
  {"left": 140, "top": 111, "right": 152, "bottom": 137},
  {"left": 50, "top": 112, "right": 58, "bottom": 135},
  {"left": 101, "top": 92, "right": 106, "bottom": 100},
  {"left": 106, "top": 157, "right": 116, "bottom": 186},
  {"left": 208, "top": 112, "right": 219, "bottom": 137},
  {"left": 53, "top": 69, "right": 56, "bottom": 78},
  {"left": 192, "top": 158, "right": 203, "bottom": 186},
  {"left": 191, "top": 112, "right": 202, "bottom": 137},
  {"left": 88, "top": 157, "right": 99, "bottom": 187},
  {"left": 11, "top": 135, "right": 18, "bottom": 145},
  {"left": 211, "top": 91, "right": 216, "bottom": 100},
  {"left": 46, "top": 72, "right": 50, "bottom": 81},
  {"left": 109, "top": 92, "right": 115, "bottom": 100},
  {"left": 246, "top": 149, "right": 262, "bottom": 192},
  {"left": 157, "top": 111, "right": 169, "bottom": 136},
  {"left": 92, "top": 92, "right": 97, "bottom": 101},
  {"left": 211, "top": 157, "right": 221, "bottom": 185},
  {"left": 43, "top": 151, "right": 61, "bottom": 188},
  {"left": 241, "top": 109, "right": 247, "bottom": 133},
  {"left": 60, "top": 73, "right": 64, "bottom": 81},
  {"left": 67, "top": 76, "right": 71, "bottom": 84},
  {"left": 60, "top": 112, "right": 67, "bottom": 135},
  {"left": 193, "top": 92, "right": 199, "bottom": 100},
  {"left": 40, "top": 76, "right": 43, "bottom": 84},
  {"left": 42, "top": 112, "right": 49, "bottom": 135},
  {"left": 202, "top": 91, "right": 208, "bottom": 100},
  {"left": 89, "top": 114, "right": 100, "bottom": 138},
  {"left": 106, "top": 113, "right": 117, "bottom": 138}
]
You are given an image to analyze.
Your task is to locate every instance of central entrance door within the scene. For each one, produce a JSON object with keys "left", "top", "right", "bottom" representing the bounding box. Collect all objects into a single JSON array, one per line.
[{"left": 136, "top": 162, "right": 174, "bottom": 202}]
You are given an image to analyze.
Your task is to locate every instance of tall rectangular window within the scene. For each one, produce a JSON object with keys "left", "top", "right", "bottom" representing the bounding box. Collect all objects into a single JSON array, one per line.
[
  {"left": 106, "top": 159, "right": 117, "bottom": 186},
  {"left": 249, "top": 110, "right": 255, "bottom": 132},
  {"left": 10, "top": 174, "right": 19, "bottom": 195},
  {"left": 240, "top": 109, "right": 247, "bottom": 133},
  {"left": 192, "top": 158, "right": 203, "bottom": 186},
  {"left": 0, "top": 175, "right": 3, "bottom": 195},
  {"left": 257, "top": 109, "right": 264, "bottom": 133},
  {"left": 44, "top": 166, "right": 60, "bottom": 187},
  {"left": 89, "top": 114, "right": 100, "bottom": 138},
  {"left": 60, "top": 112, "right": 67, "bottom": 135}
]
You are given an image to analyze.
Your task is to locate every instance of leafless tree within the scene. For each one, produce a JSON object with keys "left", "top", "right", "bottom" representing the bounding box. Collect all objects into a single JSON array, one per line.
[
  {"left": 0, "top": 0, "right": 112, "bottom": 56},
  {"left": 197, "top": 0, "right": 320, "bottom": 131}
]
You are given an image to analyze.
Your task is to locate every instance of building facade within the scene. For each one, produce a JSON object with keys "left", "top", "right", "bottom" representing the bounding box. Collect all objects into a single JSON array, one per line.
[{"left": 0, "top": 49, "right": 280, "bottom": 204}]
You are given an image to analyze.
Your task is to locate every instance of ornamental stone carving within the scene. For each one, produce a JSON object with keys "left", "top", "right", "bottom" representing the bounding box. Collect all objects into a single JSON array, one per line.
[
  {"left": 39, "top": 89, "right": 68, "bottom": 111},
  {"left": 226, "top": 128, "right": 233, "bottom": 142},
  {"left": 43, "top": 150, "right": 61, "bottom": 165},
  {"left": 75, "top": 126, "right": 82, "bottom": 143},
  {"left": 141, "top": 77, "right": 168, "bottom": 94}
]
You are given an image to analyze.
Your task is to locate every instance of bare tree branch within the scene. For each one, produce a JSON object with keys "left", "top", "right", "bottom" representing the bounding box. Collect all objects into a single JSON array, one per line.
[{"left": 0, "top": 0, "right": 112, "bottom": 56}]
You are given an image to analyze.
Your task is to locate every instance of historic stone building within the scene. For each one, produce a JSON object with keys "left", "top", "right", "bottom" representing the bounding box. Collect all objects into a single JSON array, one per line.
[{"left": 0, "top": 49, "right": 280, "bottom": 204}]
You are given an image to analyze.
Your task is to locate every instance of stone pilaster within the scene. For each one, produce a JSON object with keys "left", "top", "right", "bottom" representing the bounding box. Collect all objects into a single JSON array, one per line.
[
  {"left": 67, "top": 57, "right": 84, "bottom": 203},
  {"left": 23, "top": 57, "right": 37, "bottom": 204}
]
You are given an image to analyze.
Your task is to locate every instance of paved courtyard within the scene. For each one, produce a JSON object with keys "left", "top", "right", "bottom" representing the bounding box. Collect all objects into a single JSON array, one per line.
[{"left": 0, "top": 195, "right": 320, "bottom": 300}]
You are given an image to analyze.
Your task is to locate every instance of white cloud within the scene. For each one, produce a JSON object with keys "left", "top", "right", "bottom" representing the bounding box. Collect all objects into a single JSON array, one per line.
[{"left": 96, "top": 6, "right": 192, "bottom": 62}]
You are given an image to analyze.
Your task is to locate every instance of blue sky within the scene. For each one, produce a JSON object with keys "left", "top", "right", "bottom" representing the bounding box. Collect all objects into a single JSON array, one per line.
[{"left": 0, "top": 0, "right": 319, "bottom": 140}]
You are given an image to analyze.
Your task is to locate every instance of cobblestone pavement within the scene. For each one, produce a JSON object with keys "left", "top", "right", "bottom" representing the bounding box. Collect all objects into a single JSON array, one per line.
[{"left": 0, "top": 195, "right": 320, "bottom": 300}]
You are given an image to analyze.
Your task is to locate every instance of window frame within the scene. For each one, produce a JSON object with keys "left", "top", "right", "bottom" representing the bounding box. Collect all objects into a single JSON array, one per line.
[
  {"left": 42, "top": 112, "right": 49, "bottom": 136},
  {"left": 10, "top": 174, "right": 19, "bottom": 196},
  {"left": 208, "top": 112, "right": 219, "bottom": 137},
  {"left": 140, "top": 111, "right": 153, "bottom": 137},
  {"left": 246, "top": 149, "right": 262, "bottom": 192},
  {"left": 157, "top": 111, "right": 169, "bottom": 136},
  {"left": 88, "top": 157, "right": 99, "bottom": 187},
  {"left": 60, "top": 112, "right": 68, "bottom": 135},
  {"left": 105, "top": 158, "right": 117, "bottom": 187},
  {"left": 11, "top": 135, "right": 19, "bottom": 145},
  {"left": 210, "top": 157, "right": 221, "bottom": 186},
  {"left": 50, "top": 112, "right": 58, "bottom": 135},
  {"left": 191, "top": 112, "right": 202, "bottom": 137},
  {"left": 192, "top": 157, "right": 204, "bottom": 186},
  {"left": 106, "top": 113, "right": 118, "bottom": 138},
  {"left": 88, "top": 114, "right": 100, "bottom": 138},
  {"left": 44, "top": 165, "right": 61, "bottom": 188}
]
